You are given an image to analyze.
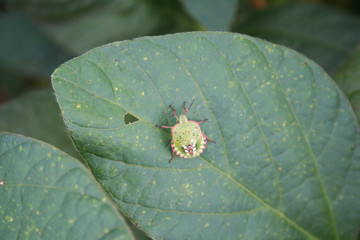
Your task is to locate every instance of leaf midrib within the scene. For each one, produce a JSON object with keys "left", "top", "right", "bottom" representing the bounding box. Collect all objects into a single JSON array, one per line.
[{"left": 118, "top": 198, "right": 266, "bottom": 215}]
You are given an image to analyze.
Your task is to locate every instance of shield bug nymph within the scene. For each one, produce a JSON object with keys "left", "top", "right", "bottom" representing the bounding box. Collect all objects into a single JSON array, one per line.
[{"left": 156, "top": 99, "right": 215, "bottom": 163}]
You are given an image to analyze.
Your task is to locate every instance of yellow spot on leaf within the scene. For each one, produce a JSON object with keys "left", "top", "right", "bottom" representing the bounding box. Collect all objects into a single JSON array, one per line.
[
  {"left": 228, "top": 81, "right": 235, "bottom": 88},
  {"left": 141, "top": 91, "right": 145, "bottom": 96},
  {"left": 204, "top": 223, "right": 210, "bottom": 228},
  {"left": 5, "top": 216, "right": 13, "bottom": 222}
]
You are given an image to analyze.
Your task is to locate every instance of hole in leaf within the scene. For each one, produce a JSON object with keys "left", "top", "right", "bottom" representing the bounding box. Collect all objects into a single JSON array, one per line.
[{"left": 124, "top": 113, "right": 139, "bottom": 125}]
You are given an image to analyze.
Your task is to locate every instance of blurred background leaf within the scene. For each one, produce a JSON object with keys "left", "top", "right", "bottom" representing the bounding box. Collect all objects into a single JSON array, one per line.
[
  {"left": 0, "top": 12, "right": 72, "bottom": 77},
  {"left": 0, "top": 88, "right": 81, "bottom": 159},
  {"left": 334, "top": 50, "right": 360, "bottom": 124},
  {"left": 179, "top": 0, "right": 240, "bottom": 30},
  {"left": 8, "top": 0, "right": 105, "bottom": 20},
  {"left": 234, "top": 1, "right": 360, "bottom": 75},
  {"left": 7, "top": 0, "right": 197, "bottom": 54},
  {"left": 0, "top": 12, "right": 73, "bottom": 102}
]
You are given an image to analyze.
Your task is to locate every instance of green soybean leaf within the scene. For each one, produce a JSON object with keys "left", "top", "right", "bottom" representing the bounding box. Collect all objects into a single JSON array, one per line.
[
  {"left": 0, "top": 88, "right": 80, "bottom": 159},
  {"left": 51, "top": 32, "right": 360, "bottom": 240},
  {"left": 0, "top": 133, "right": 133, "bottom": 240},
  {"left": 179, "top": 0, "right": 239, "bottom": 30},
  {"left": 235, "top": 2, "right": 360, "bottom": 74},
  {"left": 334, "top": 50, "right": 360, "bottom": 124}
]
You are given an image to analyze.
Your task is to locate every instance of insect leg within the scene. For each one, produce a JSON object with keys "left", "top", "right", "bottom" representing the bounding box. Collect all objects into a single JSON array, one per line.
[
  {"left": 169, "top": 151, "right": 175, "bottom": 163},
  {"left": 155, "top": 125, "right": 172, "bottom": 128},
  {"left": 169, "top": 105, "right": 178, "bottom": 118},
  {"left": 198, "top": 119, "right": 208, "bottom": 124},
  {"left": 204, "top": 133, "right": 216, "bottom": 143}
]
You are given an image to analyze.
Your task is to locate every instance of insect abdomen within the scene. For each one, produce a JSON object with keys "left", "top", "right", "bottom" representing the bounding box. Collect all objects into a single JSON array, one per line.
[{"left": 171, "top": 122, "right": 207, "bottom": 159}]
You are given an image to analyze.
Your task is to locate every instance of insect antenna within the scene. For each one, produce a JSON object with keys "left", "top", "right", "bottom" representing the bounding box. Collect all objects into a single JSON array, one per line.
[{"left": 184, "top": 97, "right": 196, "bottom": 116}]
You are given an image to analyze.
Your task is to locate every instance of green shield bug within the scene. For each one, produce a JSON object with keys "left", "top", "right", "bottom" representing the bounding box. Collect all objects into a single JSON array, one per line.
[{"left": 156, "top": 99, "right": 215, "bottom": 163}]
